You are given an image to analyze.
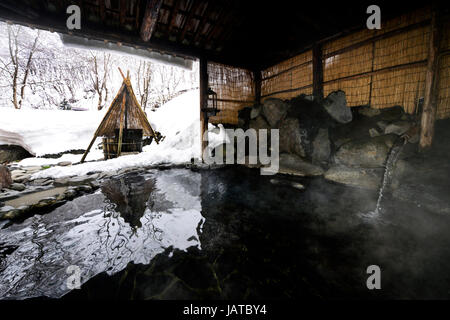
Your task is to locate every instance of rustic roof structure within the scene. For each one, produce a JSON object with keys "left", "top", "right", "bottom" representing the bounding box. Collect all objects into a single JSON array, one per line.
[
  {"left": 0, "top": 0, "right": 425, "bottom": 70},
  {"left": 80, "top": 68, "right": 158, "bottom": 162},
  {"left": 97, "top": 71, "right": 157, "bottom": 138}
]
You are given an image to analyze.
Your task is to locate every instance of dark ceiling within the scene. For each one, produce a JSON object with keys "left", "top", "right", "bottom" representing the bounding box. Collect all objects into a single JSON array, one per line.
[{"left": 0, "top": 0, "right": 427, "bottom": 70}]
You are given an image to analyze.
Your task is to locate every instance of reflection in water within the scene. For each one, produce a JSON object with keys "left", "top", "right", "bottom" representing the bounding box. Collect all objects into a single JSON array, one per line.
[
  {"left": 101, "top": 175, "right": 156, "bottom": 229},
  {"left": 0, "top": 169, "right": 204, "bottom": 299}
]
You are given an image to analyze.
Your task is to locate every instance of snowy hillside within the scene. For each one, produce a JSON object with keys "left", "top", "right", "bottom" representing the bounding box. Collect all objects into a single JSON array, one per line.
[{"left": 0, "top": 21, "right": 198, "bottom": 111}]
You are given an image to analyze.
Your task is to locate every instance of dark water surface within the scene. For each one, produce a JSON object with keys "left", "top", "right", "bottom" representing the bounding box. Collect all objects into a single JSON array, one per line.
[{"left": 0, "top": 167, "right": 449, "bottom": 299}]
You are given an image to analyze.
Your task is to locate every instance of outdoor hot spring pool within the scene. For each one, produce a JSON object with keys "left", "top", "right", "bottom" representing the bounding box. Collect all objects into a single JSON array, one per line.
[{"left": 0, "top": 167, "right": 449, "bottom": 299}]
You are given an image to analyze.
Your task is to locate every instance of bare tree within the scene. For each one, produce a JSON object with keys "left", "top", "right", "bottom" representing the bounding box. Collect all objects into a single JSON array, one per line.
[
  {"left": 89, "top": 52, "right": 112, "bottom": 110},
  {"left": 151, "top": 64, "right": 185, "bottom": 107},
  {"left": 1, "top": 25, "right": 40, "bottom": 109},
  {"left": 136, "top": 60, "right": 153, "bottom": 110}
]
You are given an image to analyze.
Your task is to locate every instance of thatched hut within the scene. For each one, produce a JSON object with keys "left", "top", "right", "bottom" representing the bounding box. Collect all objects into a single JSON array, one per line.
[{"left": 81, "top": 69, "right": 160, "bottom": 162}]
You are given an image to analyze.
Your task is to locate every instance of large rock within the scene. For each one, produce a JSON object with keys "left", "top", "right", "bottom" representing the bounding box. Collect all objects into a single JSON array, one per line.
[
  {"left": 250, "top": 105, "right": 261, "bottom": 119},
  {"left": 279, "top": 118, "right": 307, "bottom": 158},
  {"left": 378, "top": 106, "right": 404, "bottom": 122},
  {"left": 261, "top": 98, "right": 290, "bottom": 127},
  {"left": 249, "top": 115, "right": 271, "bottom": 132},
  {"left": 9, "top": 183, "right": 26, "bottom": 191},
  {"left": 334, "top": 134, "right": 398, "bottom": 168},
  {"left": 358, "top": 106, "right": 381, "bottom": 117},
  {"left": 324, "top": 165, "right": 383, "bottom": 190},
  {"left": 0, "top": 145, "right": 33, "bottom": 163},
  {"left": 237, "top": 107, "right": 252, "bottom": 128},
  {"left": 321, "top": 91, "right": 352, "bottom": 124},
  {"left": 0, "top": 165, "right": 12, "bottom": 189},
  {"left": 312, "top": 128, "right": 331, "bottom": 165},
  {"left": 384, "top": 121, "right": 412, "bottom": 136},
  {"left": 278, "top": 153, "right": 324, "bottom": 177}
]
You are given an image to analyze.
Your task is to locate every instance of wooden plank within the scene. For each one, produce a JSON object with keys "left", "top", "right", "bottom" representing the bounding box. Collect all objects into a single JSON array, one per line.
[
  {"left": 312, "top": 43, "right": 323, "bottom": 100},
  {"left": 213, "top": 98, "right": 256, "bottom": 104},
  {"left": 420, "top": 8, "right": 442, "bottom": 151},
  {"left": 200, "top": 58, "right": 209, "bottom": 162},
  {"left": 140, "top": 0, "right": 163, "bottom": 42},
  {"left": 117, "top": 94, "right": 126, "bottom": 157}
]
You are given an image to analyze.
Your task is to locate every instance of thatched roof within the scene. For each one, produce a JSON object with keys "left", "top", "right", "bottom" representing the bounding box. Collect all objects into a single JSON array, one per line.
[{"left": 96, "top": 75, "right": 157, "bottom": 138}]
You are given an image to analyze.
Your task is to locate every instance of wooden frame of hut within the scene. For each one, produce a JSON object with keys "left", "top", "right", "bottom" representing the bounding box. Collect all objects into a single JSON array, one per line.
[{"left": 81, "top": 68, "right": 159, "bottom": 163}]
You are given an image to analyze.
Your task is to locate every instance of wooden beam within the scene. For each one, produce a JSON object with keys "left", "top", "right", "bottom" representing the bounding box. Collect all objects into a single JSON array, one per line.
[
  {"left": 200, "top": 57, "right": 209, "bottom": 162},
  {"left": 419, "top": 7, "right": 442, "bottom": 151},
  {"left": 140, "top": 0, "right": 163, "bottom": 42},
  {"left": 80, "top": 133, "right": 99, "bottom": 163},
  {"left": 205, "top": 1, "right": 231, "bottom": 45},
  {"left": 99, "top": 0, "right": 106, "bottom": 22},
  {"left": 312, "top": 43, "right": 323, "bottom": 101},
  {"left": 117, "top": 94, "right": 126, "bottom": 157},
  {"left": 193, "top": 2, "right": 214, "bottom": 44},
  {"left": 119, "top": 0, "right": 126, "bottom": 26},
  {"left": 167, "top": 0, "right": 182, "bottom": 34}
]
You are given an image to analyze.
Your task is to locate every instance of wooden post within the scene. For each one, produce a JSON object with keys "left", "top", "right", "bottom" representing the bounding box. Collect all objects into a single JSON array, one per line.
[
  {"left": 200, "top": 57, "right": 209, "bottom": 162},
  {"left": 313, "top": 43, "right": 324, "bottom": 101},
  {"left": 80, "top": 133, "right": 98, "bottom": 163},
  {"left": 117, "top": 94, "right": 126, "bottom": 157},
  {"left": 254, "top": 70, "right": 262, "bottom": 105},
  {"left": 140, "top": 0, "right": 163, "bottom": 42},
  {"left": 419, "top": 7, "right": 441, "bottom": 151}
]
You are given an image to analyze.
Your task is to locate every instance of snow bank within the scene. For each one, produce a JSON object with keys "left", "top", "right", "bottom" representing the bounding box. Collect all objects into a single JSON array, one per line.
[{"left": 0, "top": 108, "right": 105, "bottom": 156}]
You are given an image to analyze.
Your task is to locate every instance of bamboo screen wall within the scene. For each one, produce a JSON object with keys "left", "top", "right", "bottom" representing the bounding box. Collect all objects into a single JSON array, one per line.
[
  {"left": 261, "top": 50, "right": 313, "bottom": 100},
  {"left": 260, "top": 7, "right": 450, "bottom": 120},
  {"left": 207, "top": 62, "right": 255, "bottom": 125}
]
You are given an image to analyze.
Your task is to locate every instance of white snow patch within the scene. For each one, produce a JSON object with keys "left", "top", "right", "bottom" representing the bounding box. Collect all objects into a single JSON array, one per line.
[{"left": 0, "top": 108, "right": 105, "bottom": 156}]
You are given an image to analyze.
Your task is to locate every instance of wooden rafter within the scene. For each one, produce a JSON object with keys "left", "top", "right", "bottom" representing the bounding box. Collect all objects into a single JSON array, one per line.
[
  {"left": 193, "top": 1, "right": 216, "bottom": 44},
  {"left": 119, "top": 0, "right": 126, "bottom": 26},
  {"left": 206, "top": 1, "right": 234, "bottom": 46},
  {"left": 140, "top": 0, "right": 163, "bottom": 42},
  {"left": 167, "top": 0, "right": 181, "bottom": 35},
  {"left": 178, "top": 0, "right": 201, "bottom": 43},
  {"left": 99, "top": 0, "right": 106, "bottom": 22}
]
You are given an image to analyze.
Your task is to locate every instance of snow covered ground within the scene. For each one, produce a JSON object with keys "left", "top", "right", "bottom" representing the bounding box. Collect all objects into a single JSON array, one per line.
[
  {"left": 0, "top": 89, "right": 227, "bottom": 178},
  {"left": 2, "top": 88, "right": 231, "bottom": 179},
  {"left": 0, "top": 108, "right": 106, "bottom": 156}
]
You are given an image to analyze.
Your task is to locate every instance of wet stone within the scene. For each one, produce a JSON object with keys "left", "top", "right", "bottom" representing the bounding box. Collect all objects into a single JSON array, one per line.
[
  {"left": 9, "top": 183, "right": 26, "bottom": 191},
  {"left": 57, "top": 161, "right": 72, "bottom": 167},
  {"left": 30, "top": 178, "right": 54, "bottom": 186},
  {"left": 76, "top": 185, "right": 92, "bottom": 193}
]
